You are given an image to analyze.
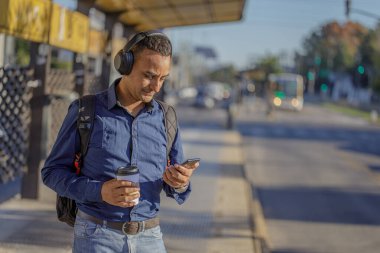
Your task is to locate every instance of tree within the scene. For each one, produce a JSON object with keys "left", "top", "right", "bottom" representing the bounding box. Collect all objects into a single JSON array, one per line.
[
  {"left": 254, "top": 54, "right": 283, "bottom": 82},
  {"left": 296, "top": 21, "right": 369, "bottom": 93},
  {"left": 301, "top": 21, "right": 368, "bottom": 72},
  {"left": 208, "top": 65, "right": 237, "bottom": 85},
  {"left": 359, "top": 23, "right": 380, "bottom": 93},
  {"left": 245, "top": 54, "right": 283, "bottom": 96}
]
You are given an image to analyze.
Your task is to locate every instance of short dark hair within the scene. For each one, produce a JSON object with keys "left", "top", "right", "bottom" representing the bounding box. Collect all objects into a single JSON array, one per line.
[{"left": 131, "top": 34, "right": 172, "bottom": 58}]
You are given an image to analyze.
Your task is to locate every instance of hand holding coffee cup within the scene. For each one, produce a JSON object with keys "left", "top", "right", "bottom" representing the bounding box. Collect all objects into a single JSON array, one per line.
[{"left": 116, "top": 166, "right": 140, "bottom": 205}]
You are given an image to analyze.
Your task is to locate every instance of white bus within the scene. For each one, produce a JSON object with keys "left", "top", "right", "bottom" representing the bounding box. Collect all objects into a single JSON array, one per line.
[{"left": 268, "top": 73, "right": 304, "bottom": 111}]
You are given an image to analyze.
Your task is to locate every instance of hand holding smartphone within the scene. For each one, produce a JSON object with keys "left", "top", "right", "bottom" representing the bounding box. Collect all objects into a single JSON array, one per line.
[
  {"left": 163, "top": 158, "right": 200, "bottom": 189},
  {"left": 181, "top": 158, "right": 201, "bottom": 167}
]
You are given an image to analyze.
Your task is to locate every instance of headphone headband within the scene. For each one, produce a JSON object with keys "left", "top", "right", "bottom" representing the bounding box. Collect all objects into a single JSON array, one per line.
[
  {"left": 114, "top": 31, "right": 171, "bottom": 75},
  {"left": 124, "top": 31, "right": 170, "bottom": 52}
]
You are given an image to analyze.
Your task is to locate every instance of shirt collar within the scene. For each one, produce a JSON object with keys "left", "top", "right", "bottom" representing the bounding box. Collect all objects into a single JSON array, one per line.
[
  {"left": 107, "top": 78, "right": 120, "bottom": 110},
  {"left": 107, "top": 77, "right": 155, "bottom": 113}
]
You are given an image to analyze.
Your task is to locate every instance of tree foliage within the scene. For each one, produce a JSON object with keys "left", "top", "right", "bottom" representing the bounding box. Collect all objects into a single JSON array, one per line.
[
  {"left": 301, "top": 21, "right": 368, "bottom": 72},
  {"left": 359, "top": 23, "right": 380, "bottom": 93},
  {"left": 208, "top": 65, "right": 237, "bottom": 85},
  {"left": 247, "top": 54, "right": 283, "bottom": 84},
  {"left": 256, "top": 54, "right": 283, "bottom": 75},
  {"left": 242, "top": 54, "right": 283, "bottom": 96}
]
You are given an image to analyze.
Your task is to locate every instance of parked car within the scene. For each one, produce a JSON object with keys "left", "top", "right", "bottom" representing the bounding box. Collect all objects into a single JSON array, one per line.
[{"left": 194, "top": 82, "right": 231, "bottom": 109}]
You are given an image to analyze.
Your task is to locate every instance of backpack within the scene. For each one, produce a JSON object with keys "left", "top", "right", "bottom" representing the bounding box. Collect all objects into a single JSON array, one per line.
[{"left": 56, "top": 95, "right": 178, "bottom": 227}]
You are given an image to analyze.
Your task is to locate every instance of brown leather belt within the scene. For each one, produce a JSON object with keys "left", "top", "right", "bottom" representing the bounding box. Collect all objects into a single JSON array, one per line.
[{"left": 77, "top": 210, "right": 159, "bottom": 235}]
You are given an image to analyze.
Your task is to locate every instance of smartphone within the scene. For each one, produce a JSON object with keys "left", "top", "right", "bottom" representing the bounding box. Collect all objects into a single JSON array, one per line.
[{"left": 181, "top": 158, "right": 201, "bottom": 167}]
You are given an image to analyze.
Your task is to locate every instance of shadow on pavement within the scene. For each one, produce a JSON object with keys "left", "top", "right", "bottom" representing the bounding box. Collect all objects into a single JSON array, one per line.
[
  {"left": 0, "top": 209, "right": 72, "bottom": 248},
  {"left": 237, "top": 121, "right": 380, "bottom": 157},
  {"left": 160, "top": 207, "right": 251, "bottom": 239},
  {"left": 185, "top": 161, "right": 243, "bottom": 179},
  {"left": 369, "top": 164, "right": 380, "bottom": 173},
  {"left": 182, "top": 138, "right": 241, "bottom": 148},
  {"left": 253, "top": 185, "right": 380, "bottom": 225}
]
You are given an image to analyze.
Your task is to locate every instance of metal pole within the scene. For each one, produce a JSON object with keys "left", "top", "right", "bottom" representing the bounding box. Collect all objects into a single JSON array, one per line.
[{"left": 21, "top": 42, "right": 51, "bottom": 199}]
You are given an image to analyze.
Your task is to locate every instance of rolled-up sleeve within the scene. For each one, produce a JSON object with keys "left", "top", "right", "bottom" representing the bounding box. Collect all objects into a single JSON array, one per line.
[
  {"left": 162, "top": 125, "right": 192, "bottom": 204},
  {"left": 163, "top": 182, "right": 192, "bottom": 205}
]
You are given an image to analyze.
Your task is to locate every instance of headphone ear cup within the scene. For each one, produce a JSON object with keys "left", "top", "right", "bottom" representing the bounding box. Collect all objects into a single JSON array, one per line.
[
  {"left": 114, "top": 50, "right": 125, "bottom": 75},
  {"left": 114, "top": 50, "right": 134, "bottom": 75},
  {"left": 123, "top": 51, "right": 134, "bottom": 75}
]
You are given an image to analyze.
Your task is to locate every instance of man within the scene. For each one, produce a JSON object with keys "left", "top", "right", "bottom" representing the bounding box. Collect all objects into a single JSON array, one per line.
[{"left": 41, "top": 31, "right": 199, "bottom": 253}]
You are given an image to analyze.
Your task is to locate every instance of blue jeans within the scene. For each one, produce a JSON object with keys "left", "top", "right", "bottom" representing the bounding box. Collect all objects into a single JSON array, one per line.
[{"left": 73, "top": 215, "right": 167, "bottom": 253}]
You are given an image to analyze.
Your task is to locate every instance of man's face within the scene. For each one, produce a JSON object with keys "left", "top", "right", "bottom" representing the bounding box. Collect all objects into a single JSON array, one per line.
[{"left": 126, "top": 49, "right": 171, "bottom": 103}]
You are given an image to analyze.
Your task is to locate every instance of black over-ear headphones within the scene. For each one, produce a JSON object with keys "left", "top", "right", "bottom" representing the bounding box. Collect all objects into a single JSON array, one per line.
[{"left": 114, "top": 31, "right": 171, "bottom": 75}]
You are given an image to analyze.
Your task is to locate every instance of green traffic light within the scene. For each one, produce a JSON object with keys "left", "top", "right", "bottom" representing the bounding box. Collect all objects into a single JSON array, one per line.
[
  {"left": 307, "top": 71, "right": 314, "bottom": 81},
  {"left": 314, "top": 56, "right": 321, "bottom": 66},
  {"left": 357, "top": 65, "right": 365, "bottom": 74},
  {"left": 321, "top": 83, "right": 328, "bottom": 92}
]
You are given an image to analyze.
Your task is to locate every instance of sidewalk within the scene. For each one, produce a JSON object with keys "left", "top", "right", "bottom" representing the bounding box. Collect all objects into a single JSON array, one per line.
[{"left": 0, "top": 127, "right": 255, "bottom": 253}]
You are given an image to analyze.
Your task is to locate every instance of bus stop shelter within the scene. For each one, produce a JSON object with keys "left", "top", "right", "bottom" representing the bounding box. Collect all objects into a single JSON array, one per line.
[{"left": 0, "top": 0, "right": 246, "bottom": 202}]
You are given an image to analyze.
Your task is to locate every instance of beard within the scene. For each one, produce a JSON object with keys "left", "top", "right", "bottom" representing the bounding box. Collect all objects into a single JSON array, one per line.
[
  {"left": 141, "top": 90, "right": 155, "bottom": 103},
  {"left": 141, "top": 92, "right": 154, "bottom": 103},
  {"left": 141, "top": 96, "right": 153, "bottom": 103}
]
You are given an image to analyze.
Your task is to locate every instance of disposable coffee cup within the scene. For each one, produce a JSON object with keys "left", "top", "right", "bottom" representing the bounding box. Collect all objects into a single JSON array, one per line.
[{"left": 116, "top": 166, "right": 140, "bottom": 204}]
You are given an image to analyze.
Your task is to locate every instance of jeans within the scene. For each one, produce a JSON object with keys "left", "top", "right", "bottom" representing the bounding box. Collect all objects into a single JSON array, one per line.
[{"left": 73, "top": 215, "right": 167, "bottom": 253}]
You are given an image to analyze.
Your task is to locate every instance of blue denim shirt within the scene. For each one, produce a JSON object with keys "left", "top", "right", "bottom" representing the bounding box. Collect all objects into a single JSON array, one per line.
[{"left": 41, "top": 79, "right": 190, "bottom": 222}]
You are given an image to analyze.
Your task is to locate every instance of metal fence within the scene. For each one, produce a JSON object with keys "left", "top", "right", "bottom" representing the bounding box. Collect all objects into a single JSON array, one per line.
[
  {"left": 0, "top": 67, "right": 33, "bottom": 183},
  {"left": 0, "top": 59, "right": 105, "bottom": 201},
  {"left": 45, "top": 69, "right": 77, "bottom": 155}
]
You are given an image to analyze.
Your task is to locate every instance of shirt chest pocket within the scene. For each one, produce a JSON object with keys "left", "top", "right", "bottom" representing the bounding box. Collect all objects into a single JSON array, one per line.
[{"left": 88, "top": 117, "right": 119, "bottom": 149}]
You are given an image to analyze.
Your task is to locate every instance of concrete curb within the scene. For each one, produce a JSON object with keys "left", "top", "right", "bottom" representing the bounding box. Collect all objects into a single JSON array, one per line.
[
  {"left": 249, "top": 185, "right": 270, "bottom": 253},
  {"left": 238, "top": 131, "right": 271, "bottom": 253}
]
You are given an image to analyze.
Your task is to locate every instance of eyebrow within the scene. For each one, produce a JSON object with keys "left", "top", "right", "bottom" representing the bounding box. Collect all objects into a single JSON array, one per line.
[{"left": 146, "top": 71, "right": 170, "bottom": 78}]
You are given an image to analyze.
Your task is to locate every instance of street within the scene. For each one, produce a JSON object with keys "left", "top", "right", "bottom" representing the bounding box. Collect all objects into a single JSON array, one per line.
[{"left": 237, "top": 96, "right": 380, "bottom": 253}]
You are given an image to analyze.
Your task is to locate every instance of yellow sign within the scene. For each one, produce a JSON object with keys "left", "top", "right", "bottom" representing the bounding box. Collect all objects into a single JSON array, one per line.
[
  {"left": 88, "top": 29, "right": 108, "bottom": 56},
  {"left": 49, "top": 3, "right": 89, "bottom": 53},
  {"left": 0, "top": 0, "right": 51, "bottom": 43}
]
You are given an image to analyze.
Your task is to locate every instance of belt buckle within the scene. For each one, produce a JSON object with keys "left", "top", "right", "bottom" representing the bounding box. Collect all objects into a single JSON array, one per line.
[
  {"left": 122, "top": 222, "right": 134, "bottom": 235},
  {"left": 122, "top": 221, "right": 144, "bottom": 235}
]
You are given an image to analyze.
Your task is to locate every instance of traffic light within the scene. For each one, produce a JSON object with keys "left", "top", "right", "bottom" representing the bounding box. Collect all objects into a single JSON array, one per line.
[
  {"left": 357, "top": 65, "right": 365, "bottom": 75},
  {"left": 321, "top": 83, "right": 328, "bottom": 93},
  {"left": 345, "top": 0, "right": 351, "bottom": 18},
  {"left": 354, "top": 64, "right": 369, "bottom": 88},
  {"left": 307, "top": 71, "right": 315, "bottom": 81}
]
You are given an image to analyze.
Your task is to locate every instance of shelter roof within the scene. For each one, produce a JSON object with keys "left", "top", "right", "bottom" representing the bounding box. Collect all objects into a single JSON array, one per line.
[{"left": 94, "top": 0, "right": 246, "bottom": 31}]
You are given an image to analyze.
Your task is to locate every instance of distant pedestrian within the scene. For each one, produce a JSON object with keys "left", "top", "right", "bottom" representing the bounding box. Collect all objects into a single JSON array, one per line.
[
  {"left": 266, "top": 80, "right": 276, "bottom": 117},
  {"left": 42, "top": 31, "right": 199, "bottom": 253}
]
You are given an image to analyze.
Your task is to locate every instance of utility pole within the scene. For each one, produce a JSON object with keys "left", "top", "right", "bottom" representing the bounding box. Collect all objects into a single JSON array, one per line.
[
  {"left": 345, "top": 0, "right": 380, "bottom": 21},
  {"left": 345, "top": 0, "right": 351, "bottom": 18}
]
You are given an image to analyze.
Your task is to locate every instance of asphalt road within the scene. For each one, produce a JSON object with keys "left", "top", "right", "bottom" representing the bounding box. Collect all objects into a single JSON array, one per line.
[{"left": 237, "top": 96, "right": 380, "bottom": 253}]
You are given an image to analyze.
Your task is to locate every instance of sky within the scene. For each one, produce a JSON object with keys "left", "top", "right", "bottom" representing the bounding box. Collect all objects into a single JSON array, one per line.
[
  {"left": 167, "top": 0, "right": 380, "bottom": 69},
  {"left": 54, "top": 0, "right": 380, "bottom": 69}
]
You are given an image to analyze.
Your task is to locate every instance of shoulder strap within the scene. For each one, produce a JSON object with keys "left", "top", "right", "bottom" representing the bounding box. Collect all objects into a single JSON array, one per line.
[
  {"left": 77, "top": 94, "right": 96, "bottom": 157},
  {"left": 156, "top": 100, "right": 178, "bottom": 158}
]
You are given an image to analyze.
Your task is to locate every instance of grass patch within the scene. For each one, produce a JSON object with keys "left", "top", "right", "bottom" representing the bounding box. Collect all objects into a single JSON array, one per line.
[{"left": 323, "top": 103, "right": 379, "bottom": 124}]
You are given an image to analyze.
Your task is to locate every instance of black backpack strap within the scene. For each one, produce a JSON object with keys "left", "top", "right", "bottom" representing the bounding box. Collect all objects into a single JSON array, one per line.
[
  {"left": 77, "top": 95, "right": 96, "bottom": 157},
  {"left": 56, "top": 94, "right": 96, "bottom": 227},
  {"left": 156, "top": 100, "right": 178, "bottom": 159}
]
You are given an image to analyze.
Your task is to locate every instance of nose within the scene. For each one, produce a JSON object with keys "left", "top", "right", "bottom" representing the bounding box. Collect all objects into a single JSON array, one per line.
[{"left": 150, "top": 79, "right": 162, "bottom": 93}]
